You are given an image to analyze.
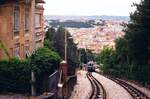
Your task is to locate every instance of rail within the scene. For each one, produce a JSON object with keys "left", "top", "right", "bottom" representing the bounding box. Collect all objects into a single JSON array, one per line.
[
  {"left": 61, "top": 75, "right": 77, "bottom": 99},
  {"left": 105, "top": 76, "right": 149, "bottom": 99},
  {"left": 87, "top": 73, "right": 106, "bottom": 99},
  {"left": 47, "top": 70, "right": 60, "bottom": 98}
]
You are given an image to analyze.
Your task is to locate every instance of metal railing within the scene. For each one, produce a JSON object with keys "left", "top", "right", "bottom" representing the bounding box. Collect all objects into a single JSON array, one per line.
[
  {"left": 48, "top": 71, "right": 60, "bottom": 93},
  {"left": 61, "top": 75, "right": 77, "bottom": 99}
]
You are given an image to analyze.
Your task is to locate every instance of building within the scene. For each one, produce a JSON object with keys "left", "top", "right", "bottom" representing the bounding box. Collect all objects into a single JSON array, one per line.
[{"left": 0, "top": 0, "right": 45, "bottom": 60}]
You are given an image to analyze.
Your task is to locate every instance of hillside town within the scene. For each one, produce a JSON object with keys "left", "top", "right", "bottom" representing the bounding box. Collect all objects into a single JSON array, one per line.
[
  {"left": 67, "top": 20, "right": 126, "bottom": 53},
  {"left": 45, "top": 17, "right": 127, "bottom": 53}
]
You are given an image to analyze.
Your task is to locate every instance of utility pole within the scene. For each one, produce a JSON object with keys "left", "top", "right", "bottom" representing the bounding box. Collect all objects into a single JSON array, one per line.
[
  {"left": 65, "top": 30, "right": 67, "bottom": 61},
  {"left": 31, "top": 0, "right": 36, "bottom": 97}
]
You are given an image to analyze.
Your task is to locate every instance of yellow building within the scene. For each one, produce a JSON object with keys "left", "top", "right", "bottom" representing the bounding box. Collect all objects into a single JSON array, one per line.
[{"left": 0, "top": 0, "right": 45, "bottom": 59}]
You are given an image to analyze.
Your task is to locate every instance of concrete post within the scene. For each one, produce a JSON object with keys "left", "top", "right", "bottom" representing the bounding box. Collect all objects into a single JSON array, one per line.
[
  {"left": 60, "top": 60, "right": 68, "bottom": 81},
  {"left": 31, "top": 71, "right": 36, "bottom": 96}
]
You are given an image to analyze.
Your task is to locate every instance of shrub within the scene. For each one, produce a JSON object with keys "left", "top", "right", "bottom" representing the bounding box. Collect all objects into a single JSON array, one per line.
[
  {"left": 30, "top": 47, "right": 61, "bottom": 94},
  {"left": 0, "top": 58, "right": 30, "bottom": 93},
  {"left": 0, "top": 47, "right": 61, "bottom": 94}
]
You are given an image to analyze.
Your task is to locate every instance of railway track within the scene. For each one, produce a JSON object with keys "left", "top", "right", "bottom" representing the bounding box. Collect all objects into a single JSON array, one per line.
[
  {"left": 87, "top": 73, "right": 106, "bottom": 99},
  {"left": 106, "top": 76, "right": 149, "bottom": 99}
]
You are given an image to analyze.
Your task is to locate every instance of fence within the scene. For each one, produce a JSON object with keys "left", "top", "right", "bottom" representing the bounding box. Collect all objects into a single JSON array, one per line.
[
  {"left": 48, "top": 71, "right": 60, "bottom": 98},
  {"left": 61, "top": 75, "right": 77, "bottom": 99},
  {"left": 47, "top": 71, "right": 77, "bottom": 99}
]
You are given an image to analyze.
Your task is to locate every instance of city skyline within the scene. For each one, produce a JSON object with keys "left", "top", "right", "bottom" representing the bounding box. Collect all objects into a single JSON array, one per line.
[{"left": 44, "top": 0, "right": 141, "bottom": 16}]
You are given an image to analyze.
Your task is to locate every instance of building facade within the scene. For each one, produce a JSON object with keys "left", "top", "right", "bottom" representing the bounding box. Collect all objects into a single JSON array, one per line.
[{"left": 0, "top": 0, "right": 45, "bottom": 59}]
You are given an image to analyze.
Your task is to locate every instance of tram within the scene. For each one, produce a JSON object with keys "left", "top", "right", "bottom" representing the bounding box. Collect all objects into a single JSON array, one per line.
[{"left": 87, "top": 61, "right": 95, "bottom": 72}]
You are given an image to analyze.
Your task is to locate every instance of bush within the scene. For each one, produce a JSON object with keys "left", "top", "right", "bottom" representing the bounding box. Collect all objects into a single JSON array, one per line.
[
  {"left": 30, "top": 47, "right": 61, "bottom": 94},
  {"left": 98, "top": 47, "right": 117, "bottom": 73},
  {"left": 0, "top": 47, "right": 61, "bottom": 94},
  {"left": 132, "top": 64, "right": 150, "bottom": 85},
  {"left": 0, "top": 58, "right": 30, "bottom": 93}
]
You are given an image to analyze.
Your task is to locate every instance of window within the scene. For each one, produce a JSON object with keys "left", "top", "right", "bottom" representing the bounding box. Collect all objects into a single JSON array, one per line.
[
  {"left": 25, "top": 0, "right": 30, "bottom": 4},
  {"left": 14, "top": 6, "right": 20, "bottom": 33},
  {"left": 25, "top": 41, "right": 30, "bottom": 58},
  {"left": 25, "top": 45, "right": 30, "bottom": 58},
  {"left": 25, "top": 8, "right": 29, "bottom": 30},
  {"left": 14, "top": 43, "right": 20, "bottom": 58},
  {"left": 35, "top": 14, "right": 41, "bottom": 28}
]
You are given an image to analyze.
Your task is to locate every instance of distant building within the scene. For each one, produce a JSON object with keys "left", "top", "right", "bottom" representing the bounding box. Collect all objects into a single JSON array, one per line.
[
  {"left": 0, "top": 0, "right": 45, "bottom": 60},
  {"left": 67, "top": 20, "right": 125, "bottom": 53}
]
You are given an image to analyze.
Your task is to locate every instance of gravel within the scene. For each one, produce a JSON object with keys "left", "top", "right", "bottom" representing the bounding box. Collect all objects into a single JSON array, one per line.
[
  {"left": 120, "top": 79, "right": 150, "bottom": 98},
  {"left": 92, "top": 72, "right": 133, "bottom": 99},
  {"left": 0, "top": 94, "right": 28, "bottom": 99},
  {"left": 69, "top": 70, "right": 92, "bottom": 99}
]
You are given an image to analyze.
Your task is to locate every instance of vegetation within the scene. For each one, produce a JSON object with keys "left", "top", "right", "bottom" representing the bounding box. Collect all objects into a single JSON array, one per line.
[
  {"left": 79, "top": 48, "right": 88, "bottom": 64},
  {"left": 96, "top": 47, "right": 116, "bottom": 73},
  {"left": 30, "top": 47, "right": 61, "bottom": 93},
  {"left": 0, "top": 58, "right": 30, "bottom": 93},
  {"left": 97, "top": 0, "right": 150, "bottom": 85},
  {"left": 49, "top": 20, "right": 93, "bottom": 28},
  {"left": 45, "top": 27, "right": 79, "bottom": 75},
  {"left": 79, "top": 48, "right": 97, "bottom": 69},
  {"left": 0, "top": 47, "right": 61, "bottom": 94}
]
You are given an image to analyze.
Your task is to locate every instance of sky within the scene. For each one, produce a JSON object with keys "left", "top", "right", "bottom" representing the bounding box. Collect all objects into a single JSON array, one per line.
[{"left": 44, "top": 0, "right": 141, "bottom": 16}]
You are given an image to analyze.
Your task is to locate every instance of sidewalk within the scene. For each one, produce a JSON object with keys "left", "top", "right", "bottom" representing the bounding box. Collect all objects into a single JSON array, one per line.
[{"left": 69, "top": 70, "right": 92, "bottom": 99}]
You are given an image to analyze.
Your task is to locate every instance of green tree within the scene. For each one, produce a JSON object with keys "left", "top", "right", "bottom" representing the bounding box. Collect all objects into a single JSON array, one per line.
[
  {"left": 124, "top": 0, "right": 150, "bottom": 65},
  {"left": 86, "top": 49, "right": 96, "bottom": 62},
  {"left": 44, "top": 27, "right": 56, "bottom": 50},
  {"left": 98, "top": 47, "right": 117, "bottom": 73},
  {"left": 115, "top": 38, "right": 129, "bottom": 64},
  {"left": 79, "top": 48, "right": 88, "bottom": 64},
  {"left": 121, "top": 0, "right": 150, "bottom": 84},
  {"left": 45, "top": 27, "right": 79, "bottom": 75},
  {"left": 30, "top": 47, "right": 61, "bottom": 93}
]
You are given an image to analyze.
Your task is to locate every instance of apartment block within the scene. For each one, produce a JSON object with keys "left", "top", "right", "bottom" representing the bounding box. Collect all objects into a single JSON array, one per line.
[{"left": 0, "top": 0, "right": 45, "bottom": 59}]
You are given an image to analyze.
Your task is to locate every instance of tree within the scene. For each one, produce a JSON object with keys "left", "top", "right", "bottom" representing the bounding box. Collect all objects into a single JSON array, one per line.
[
  {"left": 79, "top": 48, "right": 88, "bottom": 64},
  {"left": 30, "top": 47, "right": 61, "bottom": 93},
  {"left": 110, "top": 0, "right": 150, "bottom": 84},
  {"left": 124, "top": 0, "right": 150, "bottom": 65},
  {"left": 67, "top": 34, "right": 79, "bottom": 75},
  {"left": 98, "top": 47, "right": 116, "bottom": 73},
  {"left": 115, "top": 38, "right": 129, "bottom": 64},
  {"left": 86, "top": 49, "right": 96, "bottom": 62},
  {"left": 45, "top": 27, "right": 79, "bottom": 75},
  {"left": 44, "top": 27, "right": 56, "bottom": 50}
]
